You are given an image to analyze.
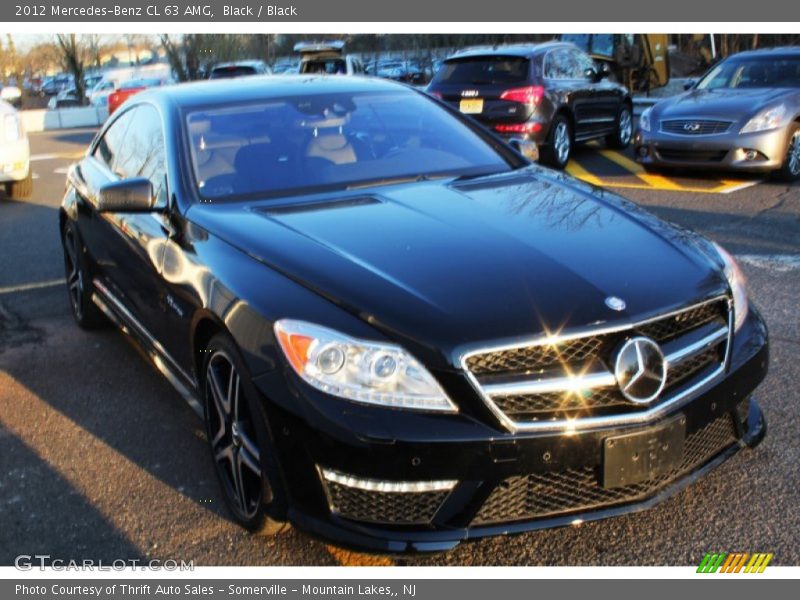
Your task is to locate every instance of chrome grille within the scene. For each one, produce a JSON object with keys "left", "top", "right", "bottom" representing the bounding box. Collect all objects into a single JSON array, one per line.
[
  {"left": 473, "top": 413, "right": 738, "bottom": 525},
  {"left": 463, "top": 298, "right": 731, "bottom": 431},
  {"left": 661, "top": 120, "right": 732, "bottom": 135}
]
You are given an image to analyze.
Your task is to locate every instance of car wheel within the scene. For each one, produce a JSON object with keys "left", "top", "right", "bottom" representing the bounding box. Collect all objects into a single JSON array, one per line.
[
  {"left": 203, "top": 333, "right": 288, "bottom": 533},
  {"left": 606, "top": 105, "right": 633, "bottom": 150},
  {"left": 776, "top": 124, "right": 800, "bottom": 182},
  {"left": 7, "top": 171, "right": 33, "bottom": 199},
  {"left": 542, "top": 115, "right": 572, "bottom": 170},
  {"left": 62, "top": 223, "right": 108, "bottom": 329}
]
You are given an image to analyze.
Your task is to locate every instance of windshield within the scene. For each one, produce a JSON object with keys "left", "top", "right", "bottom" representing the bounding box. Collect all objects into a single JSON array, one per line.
[
  {"left": 300, "top": 59, "right": 347, "bottom": 74},
  {"left": 696, "top": 56, "right": 800, "bottom": 89},
  {"left": 433, "top": 56, "right": 530, "bottom": 85},
  {"left": 186, "top": 90, "right": 513, "bottom": 200},
  {"left": 210, "top": 66, "right": 258, "bottom": 79}
]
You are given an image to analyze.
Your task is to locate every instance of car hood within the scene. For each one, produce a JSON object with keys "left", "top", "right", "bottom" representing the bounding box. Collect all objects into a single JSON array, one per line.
[
  {"left": 187, "top": 169, "right": 726, "bottom": 365},
  {"left": 654, "top": 87, "right": 796, "bottom": 121}
]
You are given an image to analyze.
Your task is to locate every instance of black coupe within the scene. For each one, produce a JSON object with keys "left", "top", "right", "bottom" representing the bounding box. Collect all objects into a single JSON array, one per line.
[{"left": 60, "top": 75, "right": 768, "bottom": 553}]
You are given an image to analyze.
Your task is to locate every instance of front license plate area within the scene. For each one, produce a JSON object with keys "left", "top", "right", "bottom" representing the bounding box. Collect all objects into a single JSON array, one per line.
[
  {"left": 459, "top": 99, "right": 484, "bottom": 114},
  {"left": 602, "top": 416, "right": 685, "bottom": 489}
]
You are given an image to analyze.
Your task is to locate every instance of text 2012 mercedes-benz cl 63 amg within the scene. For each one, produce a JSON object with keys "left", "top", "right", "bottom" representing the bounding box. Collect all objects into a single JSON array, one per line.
[{"left": 60, "top": 76, "right": 768, "bottom": 553}]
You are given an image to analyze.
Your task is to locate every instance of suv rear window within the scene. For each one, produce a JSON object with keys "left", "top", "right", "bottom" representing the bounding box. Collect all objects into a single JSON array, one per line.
[
  {"left": 433, "top": 56, "right": 530, "bottom": 85},
  {"left": 210, "top": 66, "right": 258, "bottom": 79}
]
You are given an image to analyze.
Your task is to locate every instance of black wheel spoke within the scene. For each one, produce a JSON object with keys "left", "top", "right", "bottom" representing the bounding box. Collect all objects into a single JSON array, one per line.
[{"left": 205, "top": 350, "right": 263, "bottom": 521}]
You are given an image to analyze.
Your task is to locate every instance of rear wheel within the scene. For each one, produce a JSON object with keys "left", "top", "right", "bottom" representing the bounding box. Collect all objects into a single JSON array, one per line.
[
  {"left": 203, "top": 333, "right": 288, "bottom": 533},
  {"left": 606, "top": 105, "right": 633, "bottom": 149},
  {"left": 776, "top": 124, "right": 800, "bottom": 182},
  {"left": 541, "top": 115, "right": 572, "bottom": 170},
  {"left": 62, "top": 223, "right": 108, "bottom": 329},
  {"left": 5, "top": 171, "right": 33, "bottom": 199}
]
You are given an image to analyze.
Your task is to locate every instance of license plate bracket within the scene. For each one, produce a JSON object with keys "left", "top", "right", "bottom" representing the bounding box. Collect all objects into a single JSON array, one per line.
[{"left": 602, "top": 416, "right": 685, "bottom": 489}]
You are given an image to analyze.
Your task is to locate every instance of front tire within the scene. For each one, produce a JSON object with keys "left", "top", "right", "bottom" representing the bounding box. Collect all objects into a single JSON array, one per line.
[
  {"left": 6, "top": 171, "right": 33, "bottom": 199},
  {"left": 202, "top": 333, "right": 288, "bottom": 533},
  {"left": 541, "top": 115, "right": 572, "bottom": 170},
  {"left": 775, "top": 124, "right": 800, "bottom": 182},
  {"left": 606, "top": 105, "right": 633, "bottom": 149},
  {"left": 62, "top": 222, "right": 108, "bottom": 329}
]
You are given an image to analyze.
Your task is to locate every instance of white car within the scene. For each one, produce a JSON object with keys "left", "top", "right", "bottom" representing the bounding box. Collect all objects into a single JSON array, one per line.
[{"left": 0, "top": 100, "right": 32, "bottom": 199}]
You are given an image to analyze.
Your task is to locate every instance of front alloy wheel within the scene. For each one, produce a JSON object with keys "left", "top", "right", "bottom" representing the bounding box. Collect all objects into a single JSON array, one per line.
[
  {"left": 606, "top": 105, "right": 633, "bottom": 149},
  {"left": 778, "top": 125, "right": 800, "bottom": 181},
  {"left": 203, "top": 334, "right": 287, "bottom": 532}
]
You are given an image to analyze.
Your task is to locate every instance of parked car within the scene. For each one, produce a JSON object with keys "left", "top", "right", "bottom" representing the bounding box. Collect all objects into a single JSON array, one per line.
[
  {"left": 272, "top": 61, "right": 299, "bottom": 74},
  {"left": 427, "top": 42, "right": 633, "bottom": 169},
  {"left": 0, "top": 84, "right": 22, "bottom": 108},
  {"left": 0, "top": 100, "right": 32, "bottom": 199},
  {"left": 47, "top": 87, "right": 85, "bottom": 110},
  {"left": 295, "top": 41, "right": 365, "bottom": 75},
  {"left": 59, "top": 75, "right": 767, "bottom": 553},
  {"left": 209, "top": 60, "right": 271, "bottom": 79},
  {"left": 89, "top": 79, "right": 119, "bottom": 107},
  {"left": 376, "top": 60, "right": 426, "bottom": 84},
  {"left": 40, "top": 74, "right": 73, "bottom": 96},
  {"left": 108, "top": 78, "right": 166, "bottom": 115},
  {"left": 635, "top": 47, "right": 800, "bottom": 181}
]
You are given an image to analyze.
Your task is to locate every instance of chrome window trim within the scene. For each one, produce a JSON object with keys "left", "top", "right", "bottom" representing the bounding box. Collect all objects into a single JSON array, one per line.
[{"left": 459, "top": 295, "right": 733, "bottom": 433}]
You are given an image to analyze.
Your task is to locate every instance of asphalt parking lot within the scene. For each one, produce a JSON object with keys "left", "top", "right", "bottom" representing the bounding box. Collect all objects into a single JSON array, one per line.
[{"left": 0, "top": 128, "right": 798, "bottom": 567}]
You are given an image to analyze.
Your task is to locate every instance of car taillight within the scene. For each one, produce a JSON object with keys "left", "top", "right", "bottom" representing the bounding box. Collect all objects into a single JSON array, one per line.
[
  {"left": 499, "top": 85, "right": 544, "bottom": 106},
  {"left": 494, "top": 122, "right": 543, "bottom": 134}
]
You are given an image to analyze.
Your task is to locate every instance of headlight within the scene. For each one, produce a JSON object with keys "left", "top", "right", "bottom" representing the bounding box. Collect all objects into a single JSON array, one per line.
[
  {"left": 3, "top": 114, "right": 21, "bottom": 141},
  {"left": 274, "top": 319, "right": 457, "bottom": 412},
  {"left": 740, "top": 104, "right": 787, "bottom": 133},
  {"left": 712, "top": 242, "right": 748, "bottom": 331},
  {"left": 639, "top": 107, "right": 652, "bottom": 132}
]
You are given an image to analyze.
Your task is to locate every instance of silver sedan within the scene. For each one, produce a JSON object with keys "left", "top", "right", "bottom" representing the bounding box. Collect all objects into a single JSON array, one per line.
[{"left": 634, "top": 47, "right": 800, "bottom": 181}]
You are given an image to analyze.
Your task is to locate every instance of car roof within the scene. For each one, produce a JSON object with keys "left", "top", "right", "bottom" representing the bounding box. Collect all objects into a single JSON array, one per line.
[
  {"left": 446, "top": 41, "right": 572, "bottom": 61},
  {"left": 137, "top": 75, "right": 413, "bottom": 111},
  {"left": 726, "top": 46, "right": 800, "bottom": 59}
]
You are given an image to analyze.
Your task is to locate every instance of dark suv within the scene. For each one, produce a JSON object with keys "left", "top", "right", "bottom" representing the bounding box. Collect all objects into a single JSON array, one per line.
[{"left": 427, "top": 42, "right": 633, "bottom": 168}]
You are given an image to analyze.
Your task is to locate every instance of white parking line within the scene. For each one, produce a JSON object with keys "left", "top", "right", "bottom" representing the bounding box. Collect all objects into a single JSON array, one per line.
[
  {"left": 737, "top": 254, "right": 800, "bottom": 272},
  {"left": 29, "top": 154, "right": 61, "bottom": 162},
  {"left": 0, "top": 278, "right": 64, "bottom": 296},
  {"left": 720, "top": 180, "right": 763, "bottom": 194}
]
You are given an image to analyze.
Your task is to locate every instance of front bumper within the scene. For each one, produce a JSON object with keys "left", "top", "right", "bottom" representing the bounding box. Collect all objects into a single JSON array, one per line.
[
  {"left": 634, "top": 125, "right": 789, "bottom": 172},
  {"left": 0, "top": 137, "right": 31, "bottom": 183},
  {"left": 253, "top": 308, "right": 768, "bottom": 553}
]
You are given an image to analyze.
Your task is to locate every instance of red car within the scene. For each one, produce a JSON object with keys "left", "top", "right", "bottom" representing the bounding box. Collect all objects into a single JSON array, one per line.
[{"left": 108, "top": 78, "right": 166, "bottom": 115}]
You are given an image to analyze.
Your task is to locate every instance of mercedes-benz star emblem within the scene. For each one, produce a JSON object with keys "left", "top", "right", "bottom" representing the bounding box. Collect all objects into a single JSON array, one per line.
[
  {"left": 614, "top": 336, "right": 668, "bottom": 404},
  {"left": 605, "top": 296, "right": 626, "bottom": 311}
]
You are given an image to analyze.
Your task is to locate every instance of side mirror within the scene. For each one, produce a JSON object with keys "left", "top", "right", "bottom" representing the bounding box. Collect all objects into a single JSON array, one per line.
[
  {"left": 598, "top": 62, "right": 612, "bottom": 79},
  {"left": 683, "top": 79, "right": 696, "bottom": 91},
  {"left": 584, "top": 67, "right": 600, "bottom": 81},
  {"left": 509, "top": 139, "right": 540, "bottom": 163},
  {"left": 96, "top": 177, "right": 156, "bottom": 213}
]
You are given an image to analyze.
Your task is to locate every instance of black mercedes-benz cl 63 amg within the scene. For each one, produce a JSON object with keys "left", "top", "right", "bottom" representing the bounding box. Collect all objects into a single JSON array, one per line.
[{"left": 59, "top": 75, "right": 768, "bottom": 553}]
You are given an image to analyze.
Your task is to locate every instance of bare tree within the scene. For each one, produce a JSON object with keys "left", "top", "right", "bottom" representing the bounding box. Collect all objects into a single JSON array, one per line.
[{"left": 56, "top": 34, "right": 87, "bottom": 103}]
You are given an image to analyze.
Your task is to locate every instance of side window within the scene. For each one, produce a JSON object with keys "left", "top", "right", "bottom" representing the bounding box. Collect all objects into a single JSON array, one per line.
[
  {"left": 572, "top": 50, "right": 596, "bottom": 80},
  {"left": 545, "top": 49, "right": 579, "bottom": 80},
  {"left": 93, "top": 110, "right": 135, "bottom": 170},
  {"left": 112, "top": 105, "right": 168, "bottom": 206}
]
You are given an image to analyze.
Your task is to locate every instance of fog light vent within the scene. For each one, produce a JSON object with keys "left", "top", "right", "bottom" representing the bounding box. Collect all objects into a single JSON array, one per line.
[{"left": 318, "top": 467, "right": 456, "bottom": 524}]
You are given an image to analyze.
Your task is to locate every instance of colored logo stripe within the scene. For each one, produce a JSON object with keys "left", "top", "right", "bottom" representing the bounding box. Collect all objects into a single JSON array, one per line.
[{"left": 698, "top": 552, "right": 773, "bottom": 573}]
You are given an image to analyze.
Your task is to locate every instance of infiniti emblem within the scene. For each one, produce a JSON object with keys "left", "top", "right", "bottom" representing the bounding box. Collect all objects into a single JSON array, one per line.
[
  {"left": 614, "top": 337, "right": 668, "bottom": 404},
  {"left": 683, "top": 122, "right": 702, "bottom": 132},
  {"left": 605, "top": 296, "right": 626, "bottom": 311}
]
